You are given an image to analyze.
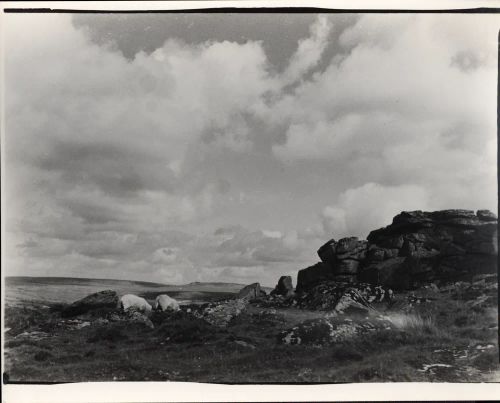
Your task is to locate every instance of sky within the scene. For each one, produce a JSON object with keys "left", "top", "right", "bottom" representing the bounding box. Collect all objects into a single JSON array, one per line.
[{"left": 3, "top": 12, "right": 498, "bottom": 286}]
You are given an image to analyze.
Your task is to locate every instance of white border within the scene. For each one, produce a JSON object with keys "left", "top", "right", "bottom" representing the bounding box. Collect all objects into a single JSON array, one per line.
[
  {"left": 2, "top": 0, "right": 500, "bottom": 11},
  {"left": 4, "top": 382, "right": 500, "bottom": 402},
  {"left": 2, "top": 1, "right": 499, "bottom": 402}
]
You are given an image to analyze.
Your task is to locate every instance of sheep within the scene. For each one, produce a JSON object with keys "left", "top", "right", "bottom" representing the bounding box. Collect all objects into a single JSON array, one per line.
[
  {"left": 153, "top": 294, "right": 180, "bottom": 312},
  {"left": 119, "top": 294, "right": 152, "bottom": 314}
]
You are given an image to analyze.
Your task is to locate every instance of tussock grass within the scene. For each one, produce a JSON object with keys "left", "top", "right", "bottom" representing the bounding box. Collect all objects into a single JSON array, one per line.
[{"left": 386, "top": 313, "right": 437, "bottom": 334}]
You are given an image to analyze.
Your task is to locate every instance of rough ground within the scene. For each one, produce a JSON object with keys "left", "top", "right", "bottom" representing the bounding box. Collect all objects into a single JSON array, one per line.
[{"left": 3, "top": 277, "right": 499, "bottom": 383}]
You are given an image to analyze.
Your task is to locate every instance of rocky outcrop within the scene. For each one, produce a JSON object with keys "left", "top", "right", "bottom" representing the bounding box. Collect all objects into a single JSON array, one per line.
[
  {"left": 296, "top": 209, "right": 497, "bottom": 291},
  {"left": 362, "top": 210, "right": 498, "bottom": 289},
  {"left": 61, "top": 290, "right": 119, "bottom": 318},
  {"left": 270, "top": 276, "right": 295, "bottom": 297}
]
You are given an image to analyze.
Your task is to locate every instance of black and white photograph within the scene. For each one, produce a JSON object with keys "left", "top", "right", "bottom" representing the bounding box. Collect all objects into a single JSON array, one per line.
[{"left": 2, "top": 0, "right": 499, "bottom": 393}]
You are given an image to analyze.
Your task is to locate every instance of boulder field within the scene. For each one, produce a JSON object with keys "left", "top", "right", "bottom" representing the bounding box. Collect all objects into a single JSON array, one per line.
[{"left": 296, "top": 209, "right": 498, "bottom": 291}]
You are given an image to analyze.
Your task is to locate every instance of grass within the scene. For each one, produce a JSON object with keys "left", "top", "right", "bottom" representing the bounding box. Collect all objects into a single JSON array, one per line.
[{"left": 3, "top": 282, "right": 499, "bottom": 383}]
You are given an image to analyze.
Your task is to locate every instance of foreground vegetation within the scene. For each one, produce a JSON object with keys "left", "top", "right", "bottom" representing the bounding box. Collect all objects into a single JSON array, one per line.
[{"left": 4, "top": 278, "right": 499, "bottom": 384}]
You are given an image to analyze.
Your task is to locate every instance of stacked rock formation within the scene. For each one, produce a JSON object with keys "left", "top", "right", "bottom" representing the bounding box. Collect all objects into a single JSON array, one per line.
[{"left": 296, "top": 209, "right": 498, "bottom": 291}]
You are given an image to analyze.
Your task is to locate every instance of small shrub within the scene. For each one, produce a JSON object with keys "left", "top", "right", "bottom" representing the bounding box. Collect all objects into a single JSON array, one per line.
[
  {"left": 453, "top": 315, "right": 468, "bottom": 327},
  {"left": 386, "top": 313, "right": 438, "bottom": 334},
  {"left": 472, "top": 350, "right": 499, "bottom": 371},
  {"left": 87, "top": 326, "right": 128, "bottom": 343},
  {"left": 48, "top": 303, "right": 68, "bottom": 313},
  {"left": 86, "top": 306, "right": 118, "bottom": 319},
  {"left": 330, "top": 345, "right": 363, "bottom": 362},
  {"left": 155, "top": 316, "right": 222, "bottom": 343},
  {"left": 150, "top": 310, "right": 187, "bottom": 326}
]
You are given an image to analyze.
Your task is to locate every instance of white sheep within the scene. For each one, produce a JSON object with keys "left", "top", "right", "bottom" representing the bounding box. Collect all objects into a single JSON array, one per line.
[
  {"left": 153, "top": 294, "right": 180, "bottom": 312},
  {"left": 119, "top": 294, "right": 152, "bottom": 314}
]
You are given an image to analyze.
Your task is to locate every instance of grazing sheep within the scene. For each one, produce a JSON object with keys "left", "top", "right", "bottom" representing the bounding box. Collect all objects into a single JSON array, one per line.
[
  {"left": 119, "top": 294, "right": 152, "bottom": 314},
  {"left": 153, "top": 294, "right": 180, "bottom": 312}
]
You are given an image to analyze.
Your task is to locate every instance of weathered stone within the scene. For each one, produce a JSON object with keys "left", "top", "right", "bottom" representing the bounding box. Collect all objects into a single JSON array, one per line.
[
  {"left": 318, "top": 237, "right": 367, "bottom": 269},
  {"left": 317, "top": 239, "right": 337, "bottom": 269},
  {"left": 359, "top": 257, "right": 410, "bottom": 290},
  {"left": 440, "top": 242, "right": 467, "bottom": 256},
  {"left": 367, "top": 246, "right": 386, "bottom": 261},
  {"left": 384, "top": 248, "right": 400, "bottom": 259},
  {"left": 193, "top": 298, "right": 248, "bottom": 328},
  {"left": 237, "top": 283, "right": 263, "bottom": 300},
  {"left": 334, "top": 259, "right": 360, "bottom": 275},
  {"left": 438, "top": 255, "right": 497, "bottom": 276},
  {"left": 61, "top": 290, "right": 119, "bottom": 318},
  {"left": 401, "top": 241, "right": 440, "bottom": 259},
  {"left": 302, "top": 209, "right": 497, "bottom": 291},
  {"left": 332, "top": 275, "right": 358, "bottom": 284},
  {"left": 296, "top": 262, "right": 334, "bottom": 292},
  {"left": 278, "top": 317, "right": 394, "bottom": 346},
  {"left": 477, "top": 210, "right": 497, "bottom": 222},
  {"left": 271, "top": 276, "right": 295, "bottom": 297}
]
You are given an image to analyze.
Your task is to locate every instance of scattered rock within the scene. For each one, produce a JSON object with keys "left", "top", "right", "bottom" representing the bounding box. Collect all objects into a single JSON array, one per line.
[
  {"left": 234, "top": 340, "right": 256, "bottom": 349},
  {"left": 237, "top": 283, "right": 264, "bottom": 300},
  {"left": 271, "top": 276, "right": 295, "bottom": 297},
  {"left": 109, "top": 309, "right": 154, "bottom": 329},
  {"left": 278, "top": 316, "right": 394, "bottom": 345},
  {"left": 192, "top": 298, "right": 248, "bottom": 328},
  {"left": 61, "top": 290, "right": 119, "bottom": 318}
]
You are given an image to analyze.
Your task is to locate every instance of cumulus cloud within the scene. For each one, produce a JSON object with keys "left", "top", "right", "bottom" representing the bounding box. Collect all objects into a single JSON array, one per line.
[
  {"left": 3, "top": 13, "right": 497, "bottom": 285},
  {"left": 321, "top": 183, "right": 430, "bottom": 239},
  {"left": 270, "top": 14, "right": 497, "bottom": 216},
  {"left": 280, "top": 15, "right": 333, "bottom": 86}
]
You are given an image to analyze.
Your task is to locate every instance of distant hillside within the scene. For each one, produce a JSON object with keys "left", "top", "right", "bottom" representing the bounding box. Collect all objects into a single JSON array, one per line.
[
  {"left": 5, "top": 276, "right": 168, "bottom": 288},
  {"left": 4, "top": 276, "right": 257, "bottom": 306}
]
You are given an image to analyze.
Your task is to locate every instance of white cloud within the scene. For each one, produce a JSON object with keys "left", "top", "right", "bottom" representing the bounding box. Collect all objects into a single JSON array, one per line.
[
  {"left": 4, "top": 13, "right": 497, "bottom": 285},
  {"left": 321, "top": 183, "right": 430, "bottom": 239},
  {"left": 280, "top": 15, "right": 333, "bottom": 86}
]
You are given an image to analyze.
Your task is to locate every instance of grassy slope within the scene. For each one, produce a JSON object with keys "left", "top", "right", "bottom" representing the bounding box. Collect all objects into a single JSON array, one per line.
[{"left": 3, "top": 283, "right": 499, "bottom": 383}]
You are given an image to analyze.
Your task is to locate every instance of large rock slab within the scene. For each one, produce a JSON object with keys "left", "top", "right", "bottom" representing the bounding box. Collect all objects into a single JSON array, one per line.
[
  {"left": 237, "top": 283, "right": 265, "bottom": 300},
  {"left": 296, "top": 262, "right": 334, "bottom": 292},
  {"left": 61, "top": 290, "right": 119, "bottom": 318}
]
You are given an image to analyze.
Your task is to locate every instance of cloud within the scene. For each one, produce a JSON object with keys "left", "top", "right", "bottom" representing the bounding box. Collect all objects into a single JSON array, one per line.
[
  {"left": 4, "top": 13, "right": 497, "bottom": 285},
  {"left": 280, "top": 15, "right": 333, "bottom": 86},
  {"left": 321, "top": 182, "right": 430, "bottom": 239},
  {"left": 270, "top": 14, "right": 497, "bottom": 218}
]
